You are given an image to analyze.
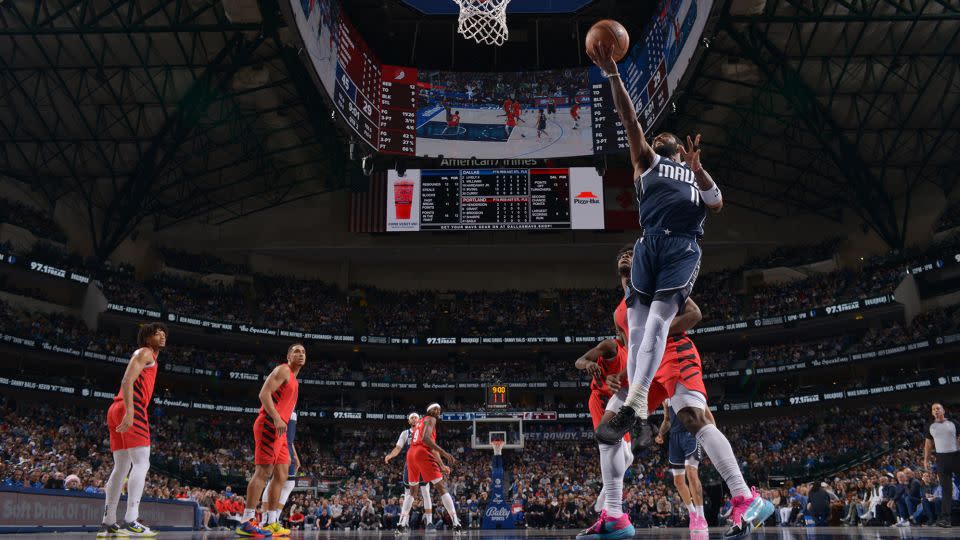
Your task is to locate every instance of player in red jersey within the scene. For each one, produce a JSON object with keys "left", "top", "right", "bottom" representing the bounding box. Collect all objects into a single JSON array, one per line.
[
  {"left": 577, "top": 246, "right": 703, "bottom": 540},
  {"left": 442, "top": 110, "right": 461, "bottom": 136},
  {"left": 407, "top": 403, "right": 463, "bottom": 532},
  {"left": 237, "top": 343, "right": 305, "bottom": 538},
  {"left": 503, "top": 98, "right": 513, "bottom": 116},
  {"left": 571, "top": 101, "right": 581, "bottom": 130},
  {"left": 98, "top": 323, "right": 167, "bottom": 539}
]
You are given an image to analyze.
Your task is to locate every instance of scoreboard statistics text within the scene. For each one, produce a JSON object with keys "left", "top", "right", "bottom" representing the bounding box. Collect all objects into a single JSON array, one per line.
[{"left": 386, "top": 168, "right": 605, "bottom": 232}]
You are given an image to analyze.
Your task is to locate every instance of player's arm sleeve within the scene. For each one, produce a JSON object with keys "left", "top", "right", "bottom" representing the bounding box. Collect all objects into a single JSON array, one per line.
[
  {"left": 605, "top": 69, "right": 655, "bottom": 173},
  {"left": 396, "top": 430, "right": 409, "bottom": 447}
]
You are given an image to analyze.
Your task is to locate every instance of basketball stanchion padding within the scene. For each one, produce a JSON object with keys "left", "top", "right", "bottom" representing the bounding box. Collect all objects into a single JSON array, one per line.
[{"left": 453, "top": 0, "right": 511, "bottom": 46}]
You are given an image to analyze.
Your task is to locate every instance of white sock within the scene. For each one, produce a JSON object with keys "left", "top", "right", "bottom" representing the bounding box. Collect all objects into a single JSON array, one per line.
[
  {"left": 687, "top": 503, "right": 696, "bottom": 515},
  {"left": 243, "top": 508, "right": 256, "bottom": 521},
  {"left": 599, "top": 443, "right": 626, "bottom": 518},
  {"left": 124, "top": 446, "right": 150, "bottom": 523},
  {"left": 441, "top": 493, "right": 460, "bottom": 526},
  {"left": 400, "top": 491, "right": 414, "bottom": 525},
  {"left": 696, "top": 505, "right": 704, "bottom": 517},
  {"left": 103, "top": 449, "right": 132, "bottom": 525},
  {"left": 279, "top": 479, "right": 295, "bottom": 507},
  {"left": 270, "top": 509, "right": 281, "bottom": 525},
  {"left": 425, "top": 512, "right": 433, "bottom": 525},
  {"left": 623, "top": 300, "right": 678, "bottom": 417},
  {"left": 695, "top": 424, "right": 750, "bottom": 498}
]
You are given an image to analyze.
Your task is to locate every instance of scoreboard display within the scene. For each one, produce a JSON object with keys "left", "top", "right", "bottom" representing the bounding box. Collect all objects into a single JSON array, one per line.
[
  {"left": 386, "top": 168, "right": 605, "bottom": 232},
  {"left": 334, "top": 11, "right": 380, "bottom": 149},
  {"left": 486, "top": 383, "right": 510, "bottom": 409},
  {"left": 290, "top": 0, "right": 713, "bottom": 159}
]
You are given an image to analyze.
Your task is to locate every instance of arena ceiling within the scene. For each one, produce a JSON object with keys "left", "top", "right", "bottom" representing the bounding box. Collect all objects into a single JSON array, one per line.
[
  {"left": 667, "top": 0, "right": 960, "bottom": 248},
  {"left": 0, "top": 0, "right": 958, "bottom": 257}
]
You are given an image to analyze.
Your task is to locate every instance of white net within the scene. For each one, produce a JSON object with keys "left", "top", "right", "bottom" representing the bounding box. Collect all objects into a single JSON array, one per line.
[
  {"left": 491, "top": 440, "right": 505, "bottom": 456},
  {"left": 453, "top": 0, "right": 511, "bottom": 46}
]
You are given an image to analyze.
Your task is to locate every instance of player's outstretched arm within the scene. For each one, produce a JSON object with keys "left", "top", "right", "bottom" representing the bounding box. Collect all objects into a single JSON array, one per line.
[
  {"left": 669, "top": 298, "right": 702, "bottom": 335},
  {"left": 384, "top": 444, "right": 402, "bottom": 464},
  {"left": 575, "top": 338, "right": 618, "bottom": 379},
  {"left": 587, "top": 43, "right": 655, "bottom": 176},
  {"left": 679, "top": 135, "right": 722, "bottom": 212},
  {"left": 259, "top": 364, "right": 291, "bottom": 436}
]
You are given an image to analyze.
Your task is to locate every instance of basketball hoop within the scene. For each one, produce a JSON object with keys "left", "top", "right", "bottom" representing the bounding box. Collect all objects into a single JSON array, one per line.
[
  {"left": 453, "top": 0, "right": 511, "bottom": 46},
  {"left": 491, "top": 440, "right": 505, "bottom": 456}
]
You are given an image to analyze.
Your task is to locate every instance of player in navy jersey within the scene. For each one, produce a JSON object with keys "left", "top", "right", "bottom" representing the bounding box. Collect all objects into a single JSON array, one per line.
[{"left": 589, "top": 43, "right": 772, "bottom": 540}]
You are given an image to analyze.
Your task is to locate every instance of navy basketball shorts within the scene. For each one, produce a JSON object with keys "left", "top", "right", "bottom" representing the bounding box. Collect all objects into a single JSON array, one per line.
[
  {"left": 629, "top": 233, "right": 701, "bottom": 309},
  {"left": 668, "top": 429, "right": 702, "bottom": 468}
]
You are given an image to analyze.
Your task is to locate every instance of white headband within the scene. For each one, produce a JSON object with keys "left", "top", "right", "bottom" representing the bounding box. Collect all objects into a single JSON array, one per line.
[
  {"left": 408, "top": 413, "right": 420, "bottom": 420},
  {"left": 426, "top": 403, "right": 442, "bottom": 413}
]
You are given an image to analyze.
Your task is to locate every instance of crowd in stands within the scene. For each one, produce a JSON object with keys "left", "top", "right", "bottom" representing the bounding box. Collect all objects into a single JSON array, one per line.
[
  {"left": 0, "top": 230, "right": 936, "bottom": 338},
  {"left": 4, "top": 295, "right": 960, "bottom": 384},
  {"left": 254, "top": 276, "right": 353, "bottom": 335},
  {"left": 148, "top": 274, "right": 248, "bottom": 322},
  {"left": 2, "top": 392, "right": 950, "bottom": 530},
  {"left": 0, "top": 197, "right": 67, "bottom": 243}
]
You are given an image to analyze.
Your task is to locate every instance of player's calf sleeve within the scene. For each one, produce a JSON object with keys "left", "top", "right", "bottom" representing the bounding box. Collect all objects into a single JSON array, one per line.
[
  {"left": 420, "top": 484, "right": 432, "bottom": 510},
  {"left": 599, "top": 443, "right": 626, "bottom": 518},
  {"left": 279, "top": 479, "right": 296, "bottom": 507},
  {"left": 124, "top": 446, "right": 151, "bottom": 523},
  {"left": 695, "top": 424, "right": 750, "bottom": 498},
  {"left": 441, "top": 493, "right": 460, "bottom": 525},
  {"left": 624, "top": 299, "right": 677, "bottom": 416},
  {"left": 103, "top": 450, "right": 131, "bottom": 524},
  {"left": 400, "top": 492, "right": 414, "bottom": 525}
]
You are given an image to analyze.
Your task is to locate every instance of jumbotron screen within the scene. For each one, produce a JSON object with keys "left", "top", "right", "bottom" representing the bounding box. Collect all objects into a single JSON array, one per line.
[
  {"left": 386, "top": 168, "right": 605, "bottom": 231},
  {"left": 286, "top": 0, "right": 714, "bottom": 159}
]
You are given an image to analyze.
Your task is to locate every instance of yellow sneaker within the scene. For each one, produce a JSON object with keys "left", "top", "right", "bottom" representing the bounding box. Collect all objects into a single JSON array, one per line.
[{"left": 264, "top": 522, "right": 291, "bottom": 537}]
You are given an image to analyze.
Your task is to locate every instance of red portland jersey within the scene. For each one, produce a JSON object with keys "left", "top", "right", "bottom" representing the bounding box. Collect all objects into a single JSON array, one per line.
[
  {"left": 614, "top": 298, "right": 628, "bottom": 337},
  {"left": 590, "top": 341, "right": 628, "bottom": 398},
  {"left": 410, "top": 417, "right": 436, "bottom": 449},
  {"left": 114, "top": 350, "right": 158, "bottom": 405},
  {"left": 259, "top": 366, "right": 299, "bottom": 422}
]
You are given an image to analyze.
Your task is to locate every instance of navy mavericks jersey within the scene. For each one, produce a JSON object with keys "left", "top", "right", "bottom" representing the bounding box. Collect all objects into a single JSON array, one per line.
[
  {"left": 636, "top": 154, "right": 707, "bottom": 237},
  {"left": 667, "top": 403, "right": 685, "bottom": 435}
]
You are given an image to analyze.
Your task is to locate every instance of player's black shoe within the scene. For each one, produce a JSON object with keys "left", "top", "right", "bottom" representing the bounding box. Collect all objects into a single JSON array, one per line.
[
  {"left": 395, "top": 525, "right": 410, "bottom": 534},
  {"left": 723, "top": 521, "right": 753, "bottom": 540},
  {"left": 96, "top": 523, "right": 128, "bottom": 538},
  {"left": 453, "top": 524, "right": 463, "bottom": 534},
  {"left": 595, "top": 406, "right": 637, "bottom": 445},
  {"left": 934, "top": 518, "right": 952, "bottom": 528},
  {"left": 630, "top": 422, "right": 655, "bottom": 453}
]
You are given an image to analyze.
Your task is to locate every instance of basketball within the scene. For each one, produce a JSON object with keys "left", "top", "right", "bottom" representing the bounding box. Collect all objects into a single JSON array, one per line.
[{"left": 585, "top": 19, "right": 630, "bottom": 62}]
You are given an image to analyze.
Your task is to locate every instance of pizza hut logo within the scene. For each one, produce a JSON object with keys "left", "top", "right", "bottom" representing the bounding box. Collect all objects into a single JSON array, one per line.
[{"left": 573, "top": 191, "right": 601, "bottom": 205}]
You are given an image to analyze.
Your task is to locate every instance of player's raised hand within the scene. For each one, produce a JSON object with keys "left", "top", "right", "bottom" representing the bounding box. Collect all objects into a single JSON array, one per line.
[
  {"left": 588, "top": 42, "right": 618, "bottom": 75},
  {"left": 679, "top": 134, "right": 703, "bottom": 171}
]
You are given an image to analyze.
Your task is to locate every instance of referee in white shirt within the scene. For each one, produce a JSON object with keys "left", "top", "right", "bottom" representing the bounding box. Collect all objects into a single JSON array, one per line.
[{"left": 924, "top": 402, "right": 958, "bottom": 528}]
